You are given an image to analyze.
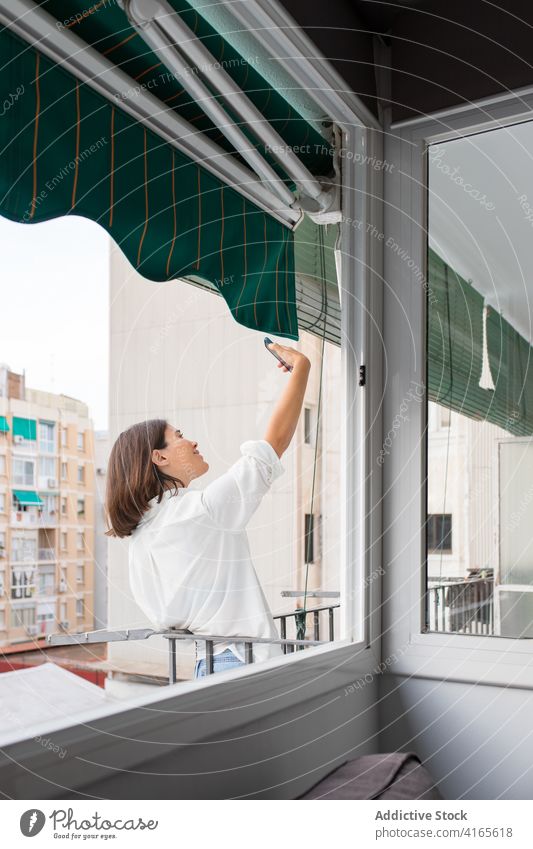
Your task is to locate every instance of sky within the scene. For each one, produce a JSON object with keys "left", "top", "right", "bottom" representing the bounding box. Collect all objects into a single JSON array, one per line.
[{"left": 0, "top": 215, "right": 110, "bottom": 430}]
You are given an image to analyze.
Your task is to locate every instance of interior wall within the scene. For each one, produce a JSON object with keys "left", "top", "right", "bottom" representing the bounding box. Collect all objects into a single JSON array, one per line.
[
  {"left": 379, "top": 674, "right": 533, "bottom": 800},
  {"left": 0, "top": 643, "right": 380, "bottom": 799}
]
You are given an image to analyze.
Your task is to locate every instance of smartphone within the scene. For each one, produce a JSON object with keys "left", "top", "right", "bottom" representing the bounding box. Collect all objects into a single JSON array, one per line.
[{"left": 264, "top": 336, "right": 293, "bottom": 372}]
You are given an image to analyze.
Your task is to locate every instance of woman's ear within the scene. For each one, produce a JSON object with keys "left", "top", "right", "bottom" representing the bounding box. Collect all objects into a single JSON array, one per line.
[{"left": 152, "top": 448, "right": 167, "bottom": 467}]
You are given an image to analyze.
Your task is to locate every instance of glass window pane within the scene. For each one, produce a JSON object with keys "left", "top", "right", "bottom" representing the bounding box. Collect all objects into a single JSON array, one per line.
[{"left": 426, "top": 121, "right": 533, "bottom": 639}]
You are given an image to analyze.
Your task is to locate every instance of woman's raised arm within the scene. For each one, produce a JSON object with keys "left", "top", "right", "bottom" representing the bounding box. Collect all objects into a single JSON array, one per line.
[{"left": 263, "top": 342, "right": 311, "bottom": 458}]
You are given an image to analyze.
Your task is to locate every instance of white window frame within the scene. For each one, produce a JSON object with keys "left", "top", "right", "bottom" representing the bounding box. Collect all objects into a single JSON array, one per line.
[
  {"left": 39, "top": 420, "right": 55, "bottom": 454},
  {"left": 0, "top": 454, "right": 6, "bottom": 475},
  {"left": 39, "top": 456, "right": 56, "bottom": 480},
  {"left": 12, "top": 457, "right": 35, "bottom": 486},
  {"left": 383, "top": 86, "right": 533, "bottom": 688},
  {"left": 77, "top": 431, "right": 85, "bottom": 451},
  {"left": 91, "top": 5, "right": 386, "bottom": 691},
  {"left": 11, "top": 535, "right": 37, "bottom": 563}
]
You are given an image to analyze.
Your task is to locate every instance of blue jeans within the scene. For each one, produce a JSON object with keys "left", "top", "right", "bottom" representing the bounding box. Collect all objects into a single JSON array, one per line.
[{"left": 194, "top": 647, "right": 246, "bottom": 678}]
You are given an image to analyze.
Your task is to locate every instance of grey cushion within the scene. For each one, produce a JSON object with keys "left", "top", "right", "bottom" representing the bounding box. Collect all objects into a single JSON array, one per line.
[{"left": 299, "top": 751, "right": 443, "bottom": 799}]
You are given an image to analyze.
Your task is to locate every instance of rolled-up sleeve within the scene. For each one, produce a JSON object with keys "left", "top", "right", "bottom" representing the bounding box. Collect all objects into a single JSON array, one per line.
[{"left": 200, "top": 439, "right": 285, "bottom": 531}]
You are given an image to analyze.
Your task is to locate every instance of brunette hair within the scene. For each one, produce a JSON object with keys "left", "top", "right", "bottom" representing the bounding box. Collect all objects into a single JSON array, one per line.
[{"left": 105, "top": 419, "right": 184, "bottom": 538}]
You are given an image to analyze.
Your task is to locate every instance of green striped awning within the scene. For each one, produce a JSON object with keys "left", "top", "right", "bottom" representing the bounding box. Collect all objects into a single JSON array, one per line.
[
  {"left": 0, "top": 416, "right": 9, "bottom": 432},
  {"left": 0, "top": 1, "right": 336, "bottom": 341},
  {"left": 12, "top": 417, "right": 37, "bottom": 440},
  {"left": 12, "top": 489, "right": 43, "bottom": 505},
  {"left": 427, "top": 247, "right": 533, "bottom": 435}
]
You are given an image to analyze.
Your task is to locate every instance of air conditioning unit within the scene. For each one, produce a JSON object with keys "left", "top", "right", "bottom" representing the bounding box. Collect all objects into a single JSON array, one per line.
[
  {"left": 47, "top": 478, "right": 57, "bottom": 488},
  {"left": 13, "top": 435, "right": 24, "bottom": 444},
  {"left": 26, "top": 625, "right": 38, "bottom": 636},
  {"left": 59, "top": 620, "right": 69, "bottom": 630}
]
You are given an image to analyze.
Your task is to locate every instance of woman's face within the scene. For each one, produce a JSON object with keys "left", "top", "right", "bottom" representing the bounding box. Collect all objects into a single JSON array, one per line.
[{"left": 152, "top": 424, "right": 209, "bottom": 486}]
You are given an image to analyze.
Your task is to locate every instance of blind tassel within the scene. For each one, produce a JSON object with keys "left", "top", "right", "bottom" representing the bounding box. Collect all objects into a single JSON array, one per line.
[{"left": 479, "top": 302, "right": 496, "bottom": 391}]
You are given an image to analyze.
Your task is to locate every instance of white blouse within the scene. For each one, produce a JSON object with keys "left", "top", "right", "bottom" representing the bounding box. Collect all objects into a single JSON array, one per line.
[{"left": 128, "top": 439, "right": 286, "bottom": 665}]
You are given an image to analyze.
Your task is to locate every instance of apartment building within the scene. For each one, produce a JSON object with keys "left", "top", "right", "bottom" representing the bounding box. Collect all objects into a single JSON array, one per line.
[
  {"left": 93, "top": 430, "right": 109, "bottom": 630},
  {"left": 0, "top": 364, "right": 95, "bottom": 645}
]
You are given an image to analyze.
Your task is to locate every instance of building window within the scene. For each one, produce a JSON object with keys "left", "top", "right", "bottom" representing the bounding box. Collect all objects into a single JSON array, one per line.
[
  {"left": 61, "top": 462, "right": 67, "bottom": 480},
  {"left": 0, "top": 455, "right": 6, "bottom": 475},
  {"left": 77, "top": 432, "right": 85, "bottom": 451},
  {"left": 0, "top": 608, "right": 5, "bottom": 628},
  {"left": 427, "top": 514, "right": 452, "bottom": 553},
  {"left": 39, "top": 456, "right": 56, "bottom": 484},
  {"left": 77, "top": 498, "right": 85, "bottom": 517},
  {"left": 60, "top": 532, "right": 67, "bottom": 551},
  {"left": 12, "top": 536, "right": 37, "bottom": 563},
  {"left": 77, "top": 465, "right": 85, "bottom": 484},
  {"left": 40, "top": 494, "right": 56, "bottom": 516},
  {"left": 304, "top": 513, "right": 315, "bottom": 563},
  {"left": 12, "top": 458, "right": 35, "bottom": 486},
  {"left": 11, "top": 568, "right": 36, "bottom": 599},
  {"left": 0, "top": 493, "right": 5, "bottom": 514},
  {"left": 61, "top": 427, "right": 68, "bottom": 448},
  {"left": 76, "top": 598, "right": 84, "bottom": 618},
  {"left": 304, "top": 407, "right": 312, "bottom": 444},
  {"left": 0, "top": 531, "right": 5, "bottom": 553},
  {"left": 61, "top": 497, "right": 67, "bottom": 516},
  {"left": 38, "top": 568, "right": 55, "bottom": 596},
  {"left": 440, "top": 406, "right": 451, "bottom": 428},
  {"left": 76, "top": 532, "right": 85, "bottom": 551},
  {"left": 39, "top": 421, "right": 55, "bottom": 454},
  {"left": 76, "top": 563, "right": 85, "bottom": 584},
  {"left": 11, "top": 606, "right": 36, "bottom": 628}
]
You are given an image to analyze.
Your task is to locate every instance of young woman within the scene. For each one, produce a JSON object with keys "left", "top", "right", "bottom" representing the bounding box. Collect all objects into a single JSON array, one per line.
[{"left": 105, "top": 341, "right": 311, "bottom": 679}]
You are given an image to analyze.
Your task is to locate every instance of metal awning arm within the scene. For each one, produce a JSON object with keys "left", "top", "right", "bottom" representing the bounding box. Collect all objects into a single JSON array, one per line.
[
  {"left": 122, "top": 0, "right": 338, "bottom": 215},
  {"left": 0, "top": 0, "right": 301, "bottom": 227}
]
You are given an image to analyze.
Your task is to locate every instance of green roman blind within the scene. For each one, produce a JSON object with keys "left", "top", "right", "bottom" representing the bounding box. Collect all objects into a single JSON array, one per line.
[
  {"left": 294, "top": 217, "right": 341, "bottom": 346},
  {"left": 12, "top": 418, "right": 37, "bottom": 440},
  {"left": 0, "top": 416, "right": 9, "bottom": 432},
  {"left": 427, "top": 247, "right": 533, "bottom": 435}
]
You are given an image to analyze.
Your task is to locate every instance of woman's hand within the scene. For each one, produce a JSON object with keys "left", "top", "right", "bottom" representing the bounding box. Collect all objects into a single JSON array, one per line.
[{"left": 266, "top": 341, "right": 311, "bottom": 373}]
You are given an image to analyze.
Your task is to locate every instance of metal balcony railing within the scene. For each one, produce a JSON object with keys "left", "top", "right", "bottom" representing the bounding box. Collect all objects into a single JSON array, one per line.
[
  {"left": 274, "top": 603, "right": 339, "bottom": 648},
  {"left": 11, "top": 583, "right": 36, "bottom": 599},
  {"left": 47, "top": 604, "right": 340, "bottom": 683},
  {"left": 426, "top": 577, "right": 494, "bottom": 635}
]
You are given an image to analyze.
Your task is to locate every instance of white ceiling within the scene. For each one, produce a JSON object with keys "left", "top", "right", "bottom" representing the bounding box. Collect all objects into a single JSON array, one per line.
[{"left": 428, "top": 119, "right": 533, "bottom": 345}]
